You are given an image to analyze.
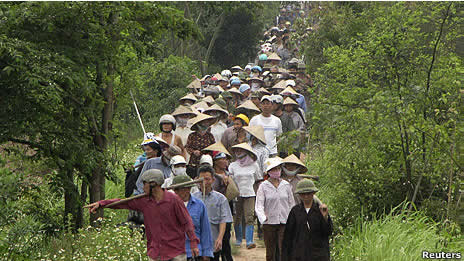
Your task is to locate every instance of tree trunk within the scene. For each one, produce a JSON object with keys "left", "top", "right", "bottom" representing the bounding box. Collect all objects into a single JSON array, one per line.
[
  {"left": 63, "top": 168, "right": 82, "bottom": 232},
  {"left": 89, "top": 10, "right": 118, "bottom": 224},
  {"left": 204, "top": 12, "right": 225, "bottom": 72}
]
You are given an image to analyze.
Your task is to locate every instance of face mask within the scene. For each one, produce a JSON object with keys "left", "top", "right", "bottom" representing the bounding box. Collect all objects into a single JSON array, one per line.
[
  {"left": 282, "top": 166, "right": 299, "bottom": 176},
  {"left": 268, "top": 169, "right": 281, "bottom": 179},
  {"left": 246, "top": 133, "right": 251, "bottom": 141},
  {"left": 172, "top": 167, "right": 187, "bottom": 176},
  {"left": 251, "top": 82, "right": 260, "bottom": 89},
  {"left": 238, "top": 155, "right": 254, "bottom": 167},
  {"left": 176, "top": 117, "right": 188, "bottom": 127}
]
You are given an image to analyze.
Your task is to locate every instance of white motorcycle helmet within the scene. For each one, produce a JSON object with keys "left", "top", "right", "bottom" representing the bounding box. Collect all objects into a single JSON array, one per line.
[{"left": 159, "top": 114, "right": 176, "bottom": 131}]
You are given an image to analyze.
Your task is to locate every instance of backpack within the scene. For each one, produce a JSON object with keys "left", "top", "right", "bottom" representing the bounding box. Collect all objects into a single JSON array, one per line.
[{"left": 124, "top": 162, "right": 145, "bottom": 197}]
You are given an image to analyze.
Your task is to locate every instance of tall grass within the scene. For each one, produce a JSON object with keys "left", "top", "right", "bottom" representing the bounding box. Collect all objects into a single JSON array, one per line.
[{"left": 332, "top": 206, "right": 463, "bottom": 261}]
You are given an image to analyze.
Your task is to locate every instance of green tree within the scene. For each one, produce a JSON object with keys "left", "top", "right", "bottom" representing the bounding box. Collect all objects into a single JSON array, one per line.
[
  {"left": 306, "top": 2, "right": 463, "bottom": 227},
  {"left": 0, "top": 2, "right": 199, "bottom": 229}
]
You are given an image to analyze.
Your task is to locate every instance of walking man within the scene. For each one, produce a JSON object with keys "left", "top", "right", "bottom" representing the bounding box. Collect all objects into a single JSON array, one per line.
[
  {"left": 193, "top": 166, "right": 233, "bottom": 261},
  {"left": 86, "top": 169, "right": 200, "bottom": 261}
]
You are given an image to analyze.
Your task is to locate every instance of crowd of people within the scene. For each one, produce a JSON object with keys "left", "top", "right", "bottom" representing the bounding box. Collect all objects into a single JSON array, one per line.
[{"left": 87, "top": 5, "right": 332, "bottom": 261}]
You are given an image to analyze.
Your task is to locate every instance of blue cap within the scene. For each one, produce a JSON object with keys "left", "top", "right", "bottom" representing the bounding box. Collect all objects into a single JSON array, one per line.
[
  {"left": 259, "top": 54, "right": 268, "bottom": 61},
  {"left": 231, "top": 79, "right": 241, "bottom": 85},
  {"left": 251, "top": 66, "right": 262, "bottom": 72},
  {"left": 239, "top": 84, "right": 251, "bottom": 93}
]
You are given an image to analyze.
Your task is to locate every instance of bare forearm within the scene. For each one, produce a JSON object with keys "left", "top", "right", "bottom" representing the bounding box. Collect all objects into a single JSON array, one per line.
[{"left": 217, "top": 223, "right": 226, "bottom": 241}]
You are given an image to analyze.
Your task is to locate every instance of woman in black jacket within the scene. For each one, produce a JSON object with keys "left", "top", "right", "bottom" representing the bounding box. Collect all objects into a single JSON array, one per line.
[{"left": 281, "top": 179, "right": 333, "bottom": 261}]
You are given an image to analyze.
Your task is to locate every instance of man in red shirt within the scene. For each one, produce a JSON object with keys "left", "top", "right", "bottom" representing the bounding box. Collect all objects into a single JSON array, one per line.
[{"left": 87, "top": 169, "right": 200, "bottom": 261}]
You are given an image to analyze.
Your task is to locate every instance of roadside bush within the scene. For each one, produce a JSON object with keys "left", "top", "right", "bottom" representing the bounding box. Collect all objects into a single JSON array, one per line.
[
  {"left": 37, "top": 213, "right": 147, "bottom": 261},
  {"left": 0, "top": 158, "right": 62, "bottom": 259},
  {"left": 332, "top": 206, "right": 463, "bottom": 261}
]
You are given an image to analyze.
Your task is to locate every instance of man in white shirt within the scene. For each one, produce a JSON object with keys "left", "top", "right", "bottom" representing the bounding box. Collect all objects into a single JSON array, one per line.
[{"left": 249, "top": 95, "right": 283, "bottom": 157}]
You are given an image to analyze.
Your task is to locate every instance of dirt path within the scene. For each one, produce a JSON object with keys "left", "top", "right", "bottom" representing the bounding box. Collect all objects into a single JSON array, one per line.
[{"left": 231, "top": 232, "right": 266, "bottom": 261}]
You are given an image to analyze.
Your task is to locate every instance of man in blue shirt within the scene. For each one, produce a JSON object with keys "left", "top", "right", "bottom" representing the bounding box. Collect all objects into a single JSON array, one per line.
[
  {"left": 295, "top": 93, "right": 307, "bottom": 113},
  {"left": 193, "top": 165, "right": 233, "bottom": 261},
  {"left": 172, "top": 175, "right": 214, "bottom": 260}
]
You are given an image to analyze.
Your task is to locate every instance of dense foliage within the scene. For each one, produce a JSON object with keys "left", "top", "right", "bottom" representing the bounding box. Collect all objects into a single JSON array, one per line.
[
  {"left": 302, "top": 2, "right": 463, "bottom": 230},
  {"left": 0, "top": 2, "right": 462, "bottom": 260}
]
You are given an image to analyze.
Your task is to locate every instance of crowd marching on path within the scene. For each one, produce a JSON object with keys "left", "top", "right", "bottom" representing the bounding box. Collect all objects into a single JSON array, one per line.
[{"left": 86, "top": 3, "right": 333, "bottom": 261}]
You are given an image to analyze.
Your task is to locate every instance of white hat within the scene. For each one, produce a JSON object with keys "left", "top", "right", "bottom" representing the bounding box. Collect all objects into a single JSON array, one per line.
[
  {"left": 272, "top": 94, "right": 283, "bottom": 104},
  {"left": 264, "top": 157, "right": 283, "bottom": 172},
  {"left": 260, "top": 95, "right": 272, "bottom": 102},
  {"left": 199, "top": 154, "right": 213, "bottom": 166},
  {"left": 231, "top": 142, "right": 257, "bottom": 160},
  {"left": 170, "top": 155, "right": 187, "bottom": 166},
  {"left": 285, "top": 80, "right": 296, "bottom": 87},
  {"left": 141, "top": 132, "right": 157, "bottom": 146}
]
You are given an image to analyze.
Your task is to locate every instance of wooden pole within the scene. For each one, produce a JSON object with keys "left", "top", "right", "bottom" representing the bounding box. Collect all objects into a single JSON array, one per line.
[
  {"left": 297, "top": 174, "right": 319, "bottom": 181},
  {"left": 167, "top": 178, "right": 204, "bottom": 190},
  {"left": 83, "top": 178, "right": 205, "bottom": 209}
]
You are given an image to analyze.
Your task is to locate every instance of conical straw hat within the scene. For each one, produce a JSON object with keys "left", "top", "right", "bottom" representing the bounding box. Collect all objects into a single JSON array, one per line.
[
  {"left": 154, "top": 136, "right": 169, "bottom": 149},
  {"left": 243, "top": 126, "right": 266, "bottom": 145},
  {"left": 258, "top": 87, "right": 271, "bottom": 95},
  {"left": 191, "top": 101, "right": 209, "bottom": 110},
  {"left": 267, "top": 53, "right": 282, "bottom": 61},
  {"left": 200, "top": 75, "right": 210, "bottom": 81},
  {"left": 280, "top": 86, "right": 298, "bottom": 95},
  {"left": 202, "top": 96, "right": 216, "bottom": 104},
  {"left": 172, "top": 105, "right": 197, "bottom": 117},
  {"left": 188, "top": 113, "right": 214, "bottom": 129},
  {"left": 237, "top": 100, "right": 261, "bottom": 113},
  {"left": 213, "top": 73, "right": 222, "bottom": 79},
  {"left": 231, "top": 65, "right": 243, "bottom": 71},
  {"left": 271, "top": 80, "right": 287, "bottom": 90},
  {"left": 231, "top": 142, "right": 257, "bottom": 159},
  {"left": 248, "top": 77, "right": 263, "bottom": 83},
  {"left": 202, "top": 142, "right": 231, "bottom": 157},
  {"left": 180, "top": 93, "right": 198, "bottom": 102},
  {"left": 228, "top": 87, "right": 243, "bottom": 96},
  {"left": 283, "top": 97, "right": 298, "bottom": 106},
  {"left": 204, "top": 104, "right": 229, "bottom": 116},
  {"left": 187, "top": 79, "right": 201, "bottom": 89},
  {"left": 283, "top": 154, "right": 308, "bottom": 173}
]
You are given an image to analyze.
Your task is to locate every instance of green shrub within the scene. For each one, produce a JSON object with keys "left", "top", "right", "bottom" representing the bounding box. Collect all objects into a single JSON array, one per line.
[
  {"left": 0, "top": 158, "right": 62, "bottom": 259},
  {"left": 37, "top": 213, "right": 147, "bottom": 261},
  {"left": 332, "top": 206, "right": 463, "bottom": 261}
]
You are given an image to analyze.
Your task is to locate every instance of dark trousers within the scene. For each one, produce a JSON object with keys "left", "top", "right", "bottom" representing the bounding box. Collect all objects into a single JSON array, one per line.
[
  {"left": 221, "top": 223, "right": 233, "bottom": 261},
  {"left": 187, "top": 165, "right": 198, "bottom": 179},
  {"left": 212, "top": 251, "right": 221, "bottom": 261},
  {"left": 262, "top": 224, "right": 285, "bottom": 261},
  {"left": 257, "top": 218, "right": 263, "bottom": 239}
]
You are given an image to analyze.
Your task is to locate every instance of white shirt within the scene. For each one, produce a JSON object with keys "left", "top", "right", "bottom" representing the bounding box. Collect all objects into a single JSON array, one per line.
[
  {"left": 173, "top": 126, "right": 193, "bottom": 162},
  {"left": 250, "top": 143, "right": 270, "bottom": 180},
  {"left": 210, "top": 121, "right": 228, "bottom": 143},
  {"left": 249, "top": 114, "right": 282, "bottom": 154},
  {"left": 229, "top": 161, "right": 260, "bottom": 197},
  {"left": 255, "top": 179, "right": 295, "bottom": 224}
]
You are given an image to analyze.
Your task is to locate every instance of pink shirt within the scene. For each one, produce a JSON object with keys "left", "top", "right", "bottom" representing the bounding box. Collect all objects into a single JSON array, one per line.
[
  {"left": 255, "top": 179, "right": 295, "bottom": 224},
  {"left": 99, "top": 191, "right": 199, "bottom": 260}
]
